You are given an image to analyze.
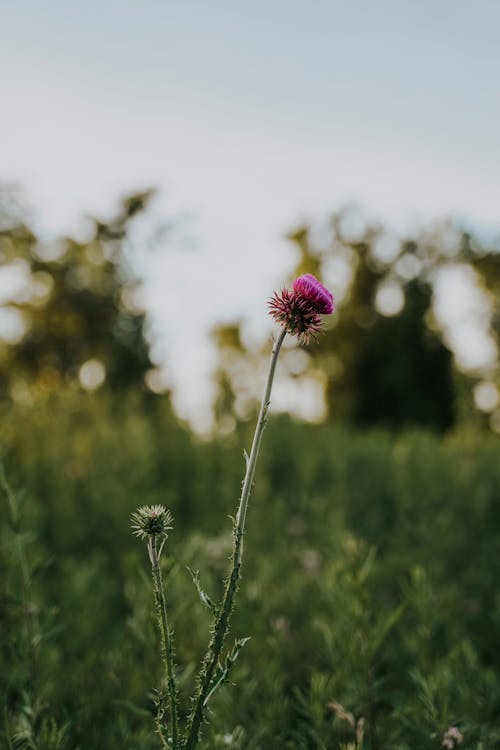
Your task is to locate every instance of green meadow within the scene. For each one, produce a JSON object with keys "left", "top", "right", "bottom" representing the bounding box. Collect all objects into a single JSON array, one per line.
[{"left": 2, "top": 392, "right": 500, "bottom": 749}]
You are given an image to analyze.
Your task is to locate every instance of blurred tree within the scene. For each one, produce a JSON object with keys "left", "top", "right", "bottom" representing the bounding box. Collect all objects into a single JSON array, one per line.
[
  {"left": 300, "top": 224, "right": 456, "bottom": 431},
  {"left": 212, "top": 208, "right": 500, "bottom": 432},
  {"left": 0, "top": 189, "right": 158, "bottom": 400}
]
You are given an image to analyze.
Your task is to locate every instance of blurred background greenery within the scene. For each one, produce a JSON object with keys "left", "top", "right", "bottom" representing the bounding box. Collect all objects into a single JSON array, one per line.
[{"left": 1, "top": 188, "right": 500, "bottom": 749}]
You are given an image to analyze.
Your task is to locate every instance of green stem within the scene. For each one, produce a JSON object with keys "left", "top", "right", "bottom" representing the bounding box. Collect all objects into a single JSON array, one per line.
[
  {"left": 149, "top": 536, "right": 180, "bottom": 750},
  {"left": 184, "top": 328, "right": 286, "bottom": 750}
]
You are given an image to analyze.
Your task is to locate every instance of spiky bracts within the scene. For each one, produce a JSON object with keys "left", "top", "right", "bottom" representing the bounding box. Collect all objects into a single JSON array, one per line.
[
  {"left": 131, "top": 504, "right": 173, "bottom": 540},
  {"left": 268, "top": 273, "right": 334, "bottom": 344}
]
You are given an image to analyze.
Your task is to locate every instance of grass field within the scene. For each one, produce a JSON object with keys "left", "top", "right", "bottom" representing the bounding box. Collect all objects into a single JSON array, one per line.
[{"left": 2, "top": 392, "right": 500, "bottom": 749}]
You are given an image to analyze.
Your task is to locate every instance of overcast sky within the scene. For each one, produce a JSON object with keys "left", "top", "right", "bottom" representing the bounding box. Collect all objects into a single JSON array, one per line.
[{"left": 2, "top": 1, "right": 500, "bottom": 427}]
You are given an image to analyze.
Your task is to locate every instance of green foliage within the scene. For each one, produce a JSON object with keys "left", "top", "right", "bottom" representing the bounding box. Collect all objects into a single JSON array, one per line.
[
  {"left": 1, "top": 393, "right": 500, "bottom": 748},
  {"left": 0, "top": 467, "right": 69, "bottom": 750},
  {"left": 0, "top": 190, "right": 155, "bottom": 398}
]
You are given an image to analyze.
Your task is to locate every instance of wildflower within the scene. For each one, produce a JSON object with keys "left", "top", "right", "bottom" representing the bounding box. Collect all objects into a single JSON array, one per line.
[
  {"left": 442, "top": 726, "right": 463, "bottom": 748},
  {"left": 131, "top": 504, "right": 173, "bottom": 540},
  {"left": 268, "top": 273, "right": 334, "bottom": 344}
]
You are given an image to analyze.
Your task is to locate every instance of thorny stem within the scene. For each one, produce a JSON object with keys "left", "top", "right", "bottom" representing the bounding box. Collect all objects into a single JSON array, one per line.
[
  {"left": 149, "top": 536, "right": 180, "bottom": 750},
  {"left": 184, "top": 328, "right": 286, "bottom": 750}
]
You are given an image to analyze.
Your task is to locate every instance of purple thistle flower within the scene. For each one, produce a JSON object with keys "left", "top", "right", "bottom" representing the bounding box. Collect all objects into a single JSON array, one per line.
[
  {"left": 293, "top": 274, "right": 334, "bottom": 314},
  {"left": 268, "top": 273, "right": 335, "bottom": 344}
]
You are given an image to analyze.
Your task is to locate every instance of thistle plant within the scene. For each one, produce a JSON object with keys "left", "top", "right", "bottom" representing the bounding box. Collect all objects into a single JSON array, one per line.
[
  {"left": 131, "top": 504, "right": 178, "bottom": 748},
  {"left": 132, "top": 274, "right": 334, "bottom": 749}
]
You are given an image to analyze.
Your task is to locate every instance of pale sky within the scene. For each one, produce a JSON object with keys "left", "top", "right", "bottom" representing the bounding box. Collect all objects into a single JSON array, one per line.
[{"left": 1, "top": 1, "right": 500, "bottom": 428}]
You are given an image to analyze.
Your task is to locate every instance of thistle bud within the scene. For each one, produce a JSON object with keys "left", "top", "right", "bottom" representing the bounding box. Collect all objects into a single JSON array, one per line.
[{"left": 131, "top": 504, "right": 173, "bottom": 540}]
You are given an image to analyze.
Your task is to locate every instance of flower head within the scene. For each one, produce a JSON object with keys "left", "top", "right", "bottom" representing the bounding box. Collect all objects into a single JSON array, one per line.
[
  {"left": 293, "top": 274, "right": 334, "bottom": 314},
  {"left": 268, "top": 273, "right": 334, "bottom": 344},
  {"left": 131, "top": 504, "right": 173, "bottom": 540}
]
